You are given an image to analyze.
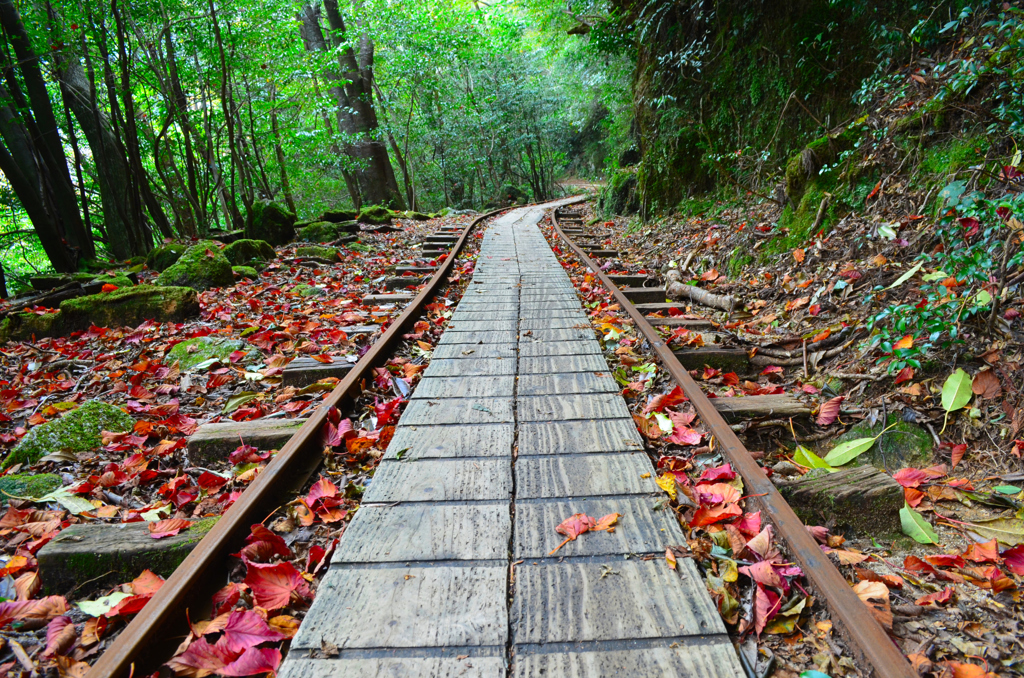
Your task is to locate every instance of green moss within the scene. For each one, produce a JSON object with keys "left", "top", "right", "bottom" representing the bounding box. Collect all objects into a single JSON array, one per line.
[
  {"left": 146, "top": 243, "right": 186, "bottom": 272},
  {"left": 402, "top": 211, "right": 432, "bottom": 221},
  {"left": 356, "top": 205, "right": 392, "bottom": 225},
  {"left": 156, "top": 240, "right": 234, "bottom": 290},
  {"left": 222, "top": 239, "right": 275, "bottom": 266},
  {"left": 727, "top": 248, "right": 753, "bottom": 278},
  {"left": 293, "top": 284, "right": 324, "bottom": 298},
  {"left": 295, "top": 245, "right": 340, "bottom": 261},
  {"left": 80, "top": 272, "right": 134, "bottom": 289},
  {"left": 246, "top": 201, "right": 296, "bottom": 246},
  {"left": 322, "top": 209, "right": 358, "bottom": 223},
  {"left": 598, "top": 169, "right": 639, "bottom": 216},
  {"left": 167, "top": 335, "right": 247, "bottom": 371},
  {"left": 0, "top": 311, "right": 64, "bottom": 344},
  {"left": 4, "top": 401, "right": 134, "bottom": 468},
  {"left": 919, "top": 135, "right": 985, "bottom": 179},
  {"left": 298, "top": 221, "right": 342, "bottom": 243},
  {"left": 0, "top": 473, "right": 61, "bottom": 500},
  {"left": 232, "top": 266, "right": 259, "bottom": 280},
  {"left": 60, "top": 285, "right": 199, "bottom": 332},
  {"left": 830, "top": 414, "right": 933, "bottom": 471}
]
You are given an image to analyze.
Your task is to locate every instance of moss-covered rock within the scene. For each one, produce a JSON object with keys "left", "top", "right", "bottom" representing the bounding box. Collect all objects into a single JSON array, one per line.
[
  {"left": 167, "top": 335, "right": 248, "bottom": 371},
  {"left": 295, "top": 245, "right": 341, "bottom": 261},
  {"left": 0, "top": 311, "right": 64, "bottom": 344},
  {"left": 4, "top": 401, "right": 134, "bottom": 468},
  {"left": 784, "top": 126, "right": 860, "bottom": 208},
  {"left": 292, "top": 284, "right": 324, "bottom": 298},
  {"left": 830, "top": 414, "right": 933, "bottom": 471},
  {"left": 0, "top": 473, "right": 62, "bottom": 500},
  {"left": 222, "top": 239, "right": 275, "bottom": 266},
  {"left": 402, "top": 211, "right": 432, "bottom": 221},
  {"left": 356, "top": 205, "right": 392, "bottom": 225},
  {"left": 146, "top": 243, "right": 187, "bottom": 272},
  {"left": 156, "top": 240, "right": 234, "bottom": 290},
  {"left": 598, "top": 170, "right": 639, "bottom": 216},
  {"left": 298, "top": 221, "right": 342, "bottom": 243},
  {"left": 60, "top": 285, "right": 199, "bottom": 332},
  {"left": 247, "top": 200, "right": 296, "bottom": 246},
  {"left": 322, "top": 209, "right": 358, "bottom": 223},
  {"left": 79, "top": 271, "right": 135, "bottom": 289},
  {"left": 232, "top": 266, "right": 259, "bottom": 280}
]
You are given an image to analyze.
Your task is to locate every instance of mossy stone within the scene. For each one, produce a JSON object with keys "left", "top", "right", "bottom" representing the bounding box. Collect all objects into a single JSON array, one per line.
[
  {"left": 156, "top": 240, "right": 234, "bottom": 291},
  {"left": 598, "top": 170, "right": 639, "bottom": 216},
  {"left": 4, "top": 401, "right": 134, "bottom": 468},
  {"left": 247, "top": 200, "right": 296, "bottom": 246},
  {"left": 78, "top": 272, "right": 135, "bottom": 289},
  {"left": 167, "top": 335, "right": 247, "bottom": 371},
  {"left": 293, "top": 284, "right": 324, "bottom": 298},
  {"left": 0, "top": 473, "right": 61, "bottom": 500},
  {"left": 146, "top": 243, "right": 187, "bottom": 272},
  {"left": 322, "top": 209, "right": 358, "bottom": 223},
  {"left": 298, "top": 221, "right": 342, "bottom": 243},
  {"left": 295, "top": 245, "right": 340, "bottom": 261},
  {"left": 60, "top": 285, "right": 199, "bottom": 332},
  {"left": 830, "top": 414, "right": 933, "bottom": 471},
  {"left": 233, "top": 266, "right": 259, "bottom": 280},
  {"left": 402, "top": 211, "right": 432, "bottom": 221},
  {"left": 222, "top": 239, "right": 276, "bottom": 266},
  {"left": 0, "top": 311, "right": 64, "bottom": 344},
  {"left": 356, "top": 205, "right": 392, "bottom": 225}
]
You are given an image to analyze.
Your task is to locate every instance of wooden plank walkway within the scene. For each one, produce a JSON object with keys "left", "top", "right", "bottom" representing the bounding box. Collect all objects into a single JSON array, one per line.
[{"left": 280, "top": 201, "right": 743, "bottom": 678}]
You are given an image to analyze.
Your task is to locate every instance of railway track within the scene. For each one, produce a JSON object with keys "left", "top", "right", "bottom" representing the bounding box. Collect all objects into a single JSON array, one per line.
[
  {"left": 550, "top": 206, "right": 916, "bottom": 678},
  {"left": 86, "top": 206, "right": 512, "bottom": 678}
]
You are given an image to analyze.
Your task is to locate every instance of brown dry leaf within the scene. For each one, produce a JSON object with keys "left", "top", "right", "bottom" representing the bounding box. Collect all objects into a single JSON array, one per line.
[
  {"left": 55, "top": 656, "right": 90, "bottom": 678},
  {"left": 831, "top": 549, "right": 870, "bottom": 565},
  {"left": 792, "top": 248, "right": 806, "bottom": 263},
  {"left": 852, "top": 580, "right": 892, "bottom": 630},
  {"left": 971, "top": 369, "right": 1001, "bottom": 399},
  {"left": 871, "top": 254, "right": 887, "bottom": 266}
]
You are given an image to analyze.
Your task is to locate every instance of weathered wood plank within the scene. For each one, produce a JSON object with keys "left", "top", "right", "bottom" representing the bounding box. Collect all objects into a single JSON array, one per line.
[
  {"left": 281, "top": 357, "right": 354, "bottom": 387},
  {"left": 518, "top": 339, "right": 600, "bottom": 356},
  {"left": 334, "top": 503, "right": 510, "bottom": 563},
  {"left": 365, "top": 458, "right": 512, "bottom": 503},
  {"left": 516, "top": 453, "right": 657, "bottom": 499},
  {"left": 385, "top": 424, "right": 513, "bottom": 460},
  {"left": 432, "top": 343, "right": 516, "bottom": 360},
  {"left": 437, "top": 330, "right": 518, "bottom": 345},
  {"left": 292, "top": 565, "right": 508, "bottom": 649},
  {"left": 187, "top": 418, "right": 306, "bottom": 463},
  {"left": 399, "top": 397, "right": 514, "bottom": 425},
  {"left": 445, "top": 320, "right": 519, "bottom": 332},
  {"left": 363, "top": 293, "right": 414, "bottom": 305},
  {"left": 519, "top": 317, "right": 590, "bottom": 330},
  {"left": 517, "top": 394, "right": 630, "bottom": 422},
  {"left": 516, "top": 373, "right": 619, "bottom": 396},
  {"left": 511, "top": 559, "right": 723, "bottom": 644},
  {"left": 521, "top": 328, "right": 596, "bottom": 343},
  {"left": 280, "top": 657, "right": 505, "bottom": 678},
  {"left": 519, "top": 355, "right": 607, "bottom": 374},
  {"left": 518, "top": 420, "right": 644, "bottom": 454},
  {"left": 712, "top": 394, "right": 811, "bottom": 421},
  {"left": 412, "top": 375, "right": 515, "bottom": 399},
  {"left": 672, "top": 348, "right": 750, "bottom": 373},
  {"left": 422, "top": 358, "right": 516, "bottom": 378},
  {"left": 778, "top": 465, "right": 903, "bottom": 534},
  {"left": 512, "top": 642, "right": 743, "bottom": 678},
  {"left": 514, "top": 496, "right": 681, "bottom": 559},
  {"left": 622, "top": 287, "right": 668, "bottom": 304}
]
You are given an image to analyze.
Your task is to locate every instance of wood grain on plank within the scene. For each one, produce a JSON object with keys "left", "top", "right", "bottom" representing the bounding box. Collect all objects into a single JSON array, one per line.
[
  {"left": 518, "top": 420, "right": 644, "bottom": 454},
  {"left": 422, "top": 358, "right": 516, "bottom": 378},
  {"left": 517, "top": 393, "right": 631, "bottom": 422},
  {"left": 385, "top": 424, "right": 513, "bottom": 460},
  {"left": 512, "top": 642, "right": 744, "bottom": 678},
  {"left": 518, "top": 355, "right": 607, "bottom": 374},
  {"left": 516, "top": 453, "right": 658, "bottom": 499},
  {"left": 516, "top": 373, "right": 619, "bottom": 396},
  {"left": 399, "top": 397, "right": 514, "bottom": 425},
  {"left": 279, "top": 657, "right": 506, "bottom": 678},
  {"left": 412, "top": 375, "right": 515, "bottom": 399},
  {"left": 365, "top": 458, "right": 512, "bottom": 503}
]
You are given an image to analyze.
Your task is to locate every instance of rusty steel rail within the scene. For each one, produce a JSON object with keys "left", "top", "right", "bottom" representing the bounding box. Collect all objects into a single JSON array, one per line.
[
  {"left": 551, "top": 211, "right": 915, "bottom": 678},
  {"left": 88, "top": 206, "right": 518, "bottom": 678}
]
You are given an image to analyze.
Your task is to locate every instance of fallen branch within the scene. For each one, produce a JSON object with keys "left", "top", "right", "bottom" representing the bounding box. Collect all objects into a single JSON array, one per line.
[{"left": 665, "top": 269, "right": 737, "bottom": 313}]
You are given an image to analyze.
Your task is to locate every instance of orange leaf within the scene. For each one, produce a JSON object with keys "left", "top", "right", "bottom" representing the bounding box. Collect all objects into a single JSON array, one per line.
[
  {"left": 592, "top": 513, "right": 621, "bottom": 532},
  {"left": 312, "top": 354, "right": 334, "bottom": 364},
  {"left": 148, "top": 518, "right": 191, "bottom": 539},
  {"left": 101, "top": 284, "right": 119, "bottom": 293},
  {"left": 852, "top": 580, "right": 892, "bottom": 630},
  {"left": 665, "top": 548, "right": 677, "bottom": 570},
  {"left": 894, "top": 335, "right": 914, "bottom": 350},
  {"left": 792, "top": 248, "right": 805, "bottom": 263},
  {"left": 811, "top": 328, "right": 830, "bottom": 343}
]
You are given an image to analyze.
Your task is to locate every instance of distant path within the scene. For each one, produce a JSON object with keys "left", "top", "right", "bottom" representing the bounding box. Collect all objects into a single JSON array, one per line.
[{"left": 278, "top": 197, "right": 743, "bottom": 677}]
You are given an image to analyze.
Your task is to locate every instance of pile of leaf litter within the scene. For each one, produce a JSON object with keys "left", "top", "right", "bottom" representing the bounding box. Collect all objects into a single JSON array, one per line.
[
  {"left": 567, "top": 188, "right": 1024, "bottom": 677},
  {"left": 0, "top": 214, "right": 479, "bottom": 675},
  {"left": 539, "top": 214, "right": 861, "bottom": 678}
]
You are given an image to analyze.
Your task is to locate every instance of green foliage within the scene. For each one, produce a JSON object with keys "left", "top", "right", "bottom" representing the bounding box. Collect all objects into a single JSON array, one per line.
[
  {"left": 156, "top": 241, "right": 234, "bottom": 291},
  {"left": 167, "top": 336, "right": 247, "bottom": 371},
  {"left": 4, "top": 401, "right": 134, "bottom": 468},
  {"left": 0, "top": 473, "right": 62, "bottom": 500}
]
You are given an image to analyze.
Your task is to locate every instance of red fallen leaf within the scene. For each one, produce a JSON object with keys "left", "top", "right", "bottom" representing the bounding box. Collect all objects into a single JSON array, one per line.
[
  {"left": 131, "top": 570, "right": 164, "bottom": 596},
  {"left": 701, "top": 367, "right": 721, "bottom": 380},
  {"left": 695, "top": 482, "right": 741, "bottom": 505},
  {"left": 892, "top": 468, "right": 929, "bottom": 488},
  {"left": 753, "top": 583, "right": 781, "bottom": 636},
  {"left": 916, "top": 587, "right": 954, "bottom": 606},
  {"left": 101, "top": 284, "right": 119, "bottom": 293},
  {"left": 925, "top": 554, "right": 965, "bottom": 568},
  {"left": 739, "top": 560, "right": 784, "bottom": 588},
  {"left": 0, "top": 596, "right": 68, "bottom": 628},
  {"left": 549, "top": 513, "right": 597, "bottom": 555},
  {"left": 312, "top": 354, "right": 334, "bottom": 364},
  {"left": 1001, "top": 544, "right": 1024, "bottom": 575},
  {"left": 243, "top": 561, "right": 311, "bottom": 611},
  {"left": 721, "top": 372, "right": 739, "bottom": 386},
  {"left": 963, "top": 565, "right": 1015, "bottom": 593},
  {"left": 212, "top": 583, "right": 246, "bottom": 615},
  {"left": 735, "top": 511, "right": 761, "bottom": 537},
  {"left": 148, "top": 518, "right": 192, "bottom": 539},
  {"left": 949, "top": 663, "right": 996, "bottom": 678},
  {"left": 633, "top": 414, "right": 661, "bottom": 440},
  {"left": 228, "top": 350, "right": 248, "bottom": 364},
  {"left": 895, "top": 366, "right": 915, "bottom": 384},
  {"left": 854, "top": 566, "right": 904, "bottom": 589},
  {"left": 230, "top": 444, "right": 269, "bottom": 465},
  {"left": 220, "top": 647, "right": 282, "bottom": 677},
  {"left": 168, "top": 635, "right": 238, "bottom": 675},
  {"left": 808, "top": 304, "right": 821, "bottom": 316},
  {"left": 903, "top": 556, "right": 962, "bottom": 583},
  {"left": 816, "top": 395, "right": 843, "bottom": 426},
  {"left": 904, "top": 487, "right": 925, "bottom": 507},
  {"left": 959, "top": 216, "right": 980, "bottom": 237},
  {"left": 221, "top": 609, "right": 286, "bottom": 653},
  {"left": 643, "top": 386, "right": 687, "bottom": 414},
  {"left": 866, "top": 180, "right": 882, "bottom": 201},
  {"left": 106, "top": 594, "right": 151, "bottom": 618},
  {"left": 374, "top": 397, "right": 403, "bottom": 427},
  {"left": 700, "top": 268, "right": 719, "bottom": 281},
  {"left": 960, "top": 539, "right": 999, "bottom": 564},
  {"left": 198, "top": 472, "right": 229, "bottom": 491},
  {"left": 666, "top": 425, "right": 701, "bottom": 446},
  {"left": 761, "top": 366, "right": 783, "bottom": 377},
  {"left": 698, "top": 463, "right": 735, "bottom": 483},
  {"left": 689, "top": 502, "right": 742, "bottom": 528},
  {"left": 950, "top": 443, "right": 967, "bottom": 469},
  {"left": 42, "top": 616, "right": 76, "bottom": 658}
]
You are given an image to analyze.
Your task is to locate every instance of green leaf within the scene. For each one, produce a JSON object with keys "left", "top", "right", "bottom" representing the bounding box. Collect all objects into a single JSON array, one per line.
[
  {"left": 823, "top": 437, "right": 875, "bottom": 466},
  {"left": 78, "top": 592, "right": 132, "bottom": 617},
  {"left": 940, "top": 368, "right": 973, "bottom": 433},
  {"left": 886, "top": 261, "right": 924, "bottom": 290},
  {"left": 653, "top": 412, "right": 673, "bottom": 433},
  {"left": 878, "top": 223, "right": 897, "bottom": 240},
  {"left": 794, "top": 445, "right": 836, "bottom": 472},
  {"left": 900, "top": 504, "right": 940, "bottom": 544},
  {"left": 223, "top": 391, "right": 259, "bottom": 414},
  {"left": 963, "top": 516, "right": 1024, "bottom": 545},
  {"left": 993, "top": 485, "right": 1021, "bottom": 495},
  {"left": 36, "top": 487, "right": 96, "bottom": 515}
]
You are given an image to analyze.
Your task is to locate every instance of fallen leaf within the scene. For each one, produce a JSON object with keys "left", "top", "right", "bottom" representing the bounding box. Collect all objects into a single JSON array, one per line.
[
  {"left": 901, "top": 504, "right": 940, "bottom": 544},
  {"left": 971, "top": 369, "right": 1001, "bottom": 399},
  {"left": 816, "top": 396, "right": 843, "bottom": 426},
  {"left": 852, "top": 580, "right": 892, "bottom": 630},
  {"left": 549, "top": 513, "right": 597, "bottom": 555},
  {"left": 915, "top": 587, "right": 954, "bottom": 606},
  {"left": 243, "top": 561, "right": 311, "bottom": 611}
]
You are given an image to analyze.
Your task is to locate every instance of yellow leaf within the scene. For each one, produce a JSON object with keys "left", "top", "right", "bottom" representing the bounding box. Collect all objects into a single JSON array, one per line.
[
  {"left": 665, "top": 548, "right": 677, "bottom": 570},
  {"left": 656, "top": 474, "right": 677, "bottom": 500},
  {"left": 894, "top": 335, "right": 914, "bottom": 350}
]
